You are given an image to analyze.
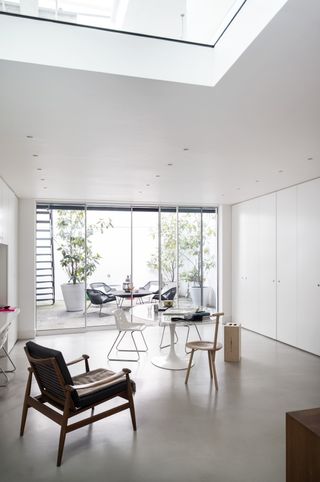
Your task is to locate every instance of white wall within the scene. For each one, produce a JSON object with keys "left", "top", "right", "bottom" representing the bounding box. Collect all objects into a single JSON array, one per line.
[
  {"left": 18, "top": 198, "right": 36, "bottom": 339},
  {"left": 0, "top": 177, "right": 18, "bottom": 351}
]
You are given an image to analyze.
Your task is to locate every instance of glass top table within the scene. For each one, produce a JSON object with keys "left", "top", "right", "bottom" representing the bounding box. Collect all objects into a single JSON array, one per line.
[{"left": 131, "top": 304, "right": 213, "bottom": 370}]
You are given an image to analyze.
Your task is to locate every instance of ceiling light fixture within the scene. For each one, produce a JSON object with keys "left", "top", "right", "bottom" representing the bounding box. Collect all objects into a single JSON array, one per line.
[
  {"left": 26, "top": 135, "right": 33, "bottom": 139},
  {"left": 36, "top": 168, "right": 42, "bottom": 171},
  {"left": 33, "top": 154, "right": 39, "bottom": 157},
  {"left": 43, "top": 186, "right": 47, "bottom": 190},
  {"left": 155, "top": 174, "right": 160, "bottom": 178},
  {"left": 146, "top": 184, "right": 150, "bottom": 187},
  {"left": 255, "top": 180, "right": 260, "bottom": 183},
  {"left": 167, "top": 163, "right": 173, "bottom": 166},
  {"left": 278, "top": 169, "right": 284, "bottom": 173},
  {"left": 183, "top": 148, "right": 189, "bottom": 151},
  {"left": 40, "top": 178, "right": 45, "bottom": 181},
  {"left": 307, "top": 157, "right": 313, "bottom": 161}
]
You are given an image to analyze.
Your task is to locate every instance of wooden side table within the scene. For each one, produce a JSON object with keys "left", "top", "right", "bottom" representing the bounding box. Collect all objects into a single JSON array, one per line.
[
  {"left": 286, "top": 407, "right": 320, "bottom": 482},
  {"left": 224, "top": 323, "right": 241, "bottom": 362}
]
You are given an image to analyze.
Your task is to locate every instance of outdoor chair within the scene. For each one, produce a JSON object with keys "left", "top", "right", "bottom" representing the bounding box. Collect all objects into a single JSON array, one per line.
[
  {"left": 107, "top": 309, "right": 148, "bottom": 362},
  {"left": 139, "top": 280, "right": 159, "bottom": 292},
  {"left": 152, "top": 286, "right": 176, "bottom": 302},
  {"left": 185, "top": 312, "right": 224, "bottom": 389},
  {"left": 20, "top": 341, "right": 136, "bottom": 466},
  {"left": 0, "top": 324, "right": 16, "bottom": 386},
  {"left": 90, "top": 282, "right": 114, "bottom": 293},
  {"left": 86, "top": 288, "right": 117, "bottom": 316}
]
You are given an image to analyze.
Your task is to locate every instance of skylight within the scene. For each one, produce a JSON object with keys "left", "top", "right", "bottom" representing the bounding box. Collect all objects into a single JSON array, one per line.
[{"left": 0, "top": 0, "right": 246, "bottom": 46}]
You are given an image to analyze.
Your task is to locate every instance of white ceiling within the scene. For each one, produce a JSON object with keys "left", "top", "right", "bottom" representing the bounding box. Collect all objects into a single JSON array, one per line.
[{"left": 0, "top": 0, "right": 320, "bottom": 206}]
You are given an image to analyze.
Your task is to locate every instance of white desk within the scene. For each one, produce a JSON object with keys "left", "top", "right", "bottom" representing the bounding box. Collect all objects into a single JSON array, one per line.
[
  {"left": 131, "top": 304, "right": 211, "bottom": 371},
  {"left": 0, "top": 309, "right": 20, "bottom": 337}
]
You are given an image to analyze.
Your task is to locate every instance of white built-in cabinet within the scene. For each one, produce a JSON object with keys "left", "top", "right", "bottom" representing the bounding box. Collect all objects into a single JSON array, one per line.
[
  {"left": 232, "top": 178, "right": 320, "bottom": 356},
  {"left": 296, "top": 179, "right": 320, "bottom": 355},
  {"left": 232, "top": 193, "right": 276, "bottom": 339}
]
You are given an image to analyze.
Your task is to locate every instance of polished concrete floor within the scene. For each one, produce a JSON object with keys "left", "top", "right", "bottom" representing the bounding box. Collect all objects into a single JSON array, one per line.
[{"left": 0, "top": 324, "right": 319, "bottom": 482}]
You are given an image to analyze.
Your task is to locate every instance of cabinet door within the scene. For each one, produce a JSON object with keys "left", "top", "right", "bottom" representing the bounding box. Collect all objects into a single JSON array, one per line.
[
  {"left": 276, "top": 187, "right": 297, "bottom": 346},
  {"left": 232, "top": 203, "right": 246, "bottom": 325},
  {"left": 245, "top": 198, "right": 259, "bottom": 332},
  {"left": 296, "top": 179, "right": 320, "bottom": 355},
  {"left": 258, "top": 194, "right": 276, "bottom": 338}
]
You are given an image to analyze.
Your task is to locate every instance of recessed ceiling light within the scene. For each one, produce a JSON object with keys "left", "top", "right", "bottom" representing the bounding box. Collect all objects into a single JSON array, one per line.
[
  {"left": 167, "top": 163, "right": 173, "bottom": 166},
  {"left": 146, "top": 184, "right": 150, "bottom": 187},
  {"left": 26, "top": 135, "right": 33, "bottom": 139},
  {"left": 255, "top": 180, "right": 260, "bottom": 183},
  {"left": 138, "top": 191, "right": 143, "bottom": 194},
  {"left": 33, "top": 154, "right": 39, "bottom": 157},
  {"left": 40, "top": 178, "right": 45, "bottom": 181},
  {"left": 183, "top": 148, "right": 189, "bottom": 151},
  {"left": 43, "top": 186, "right": 47, "bottom": 190},
  {"left": 155, "top": 174, "right": 160, "bottom": 178},
  {"left": 278, "top": 169, "right": 284, "bottom": 173},
  {"left": 36, "top": 168, "right": 42, "bottom": 171},
  {"left": 307, "top": 157, "right": 313, "bottom": 161}
]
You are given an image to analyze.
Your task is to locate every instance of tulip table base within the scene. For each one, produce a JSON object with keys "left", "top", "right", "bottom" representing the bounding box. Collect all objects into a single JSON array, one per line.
[{"left": 151, "top": 322, "right": 194, "bottom": 370}]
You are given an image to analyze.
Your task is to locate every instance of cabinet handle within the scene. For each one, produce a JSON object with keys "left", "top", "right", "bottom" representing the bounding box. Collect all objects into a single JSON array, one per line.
[
  {"left": 277, "top": 280, "right": 280, "bottom": 283},
  {"left": 317, "top": 283, "right": 320, "bottom": 287}
]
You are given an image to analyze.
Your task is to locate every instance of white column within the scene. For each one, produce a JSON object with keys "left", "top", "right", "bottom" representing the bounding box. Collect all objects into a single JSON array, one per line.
[{"left": 218, "top": 204, "right": 232, "bottom": 322}]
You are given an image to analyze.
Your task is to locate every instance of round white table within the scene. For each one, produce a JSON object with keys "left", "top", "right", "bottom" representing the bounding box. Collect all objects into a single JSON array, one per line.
[{"left": 131, "top": 304, "right": 200, "bottom": 371}]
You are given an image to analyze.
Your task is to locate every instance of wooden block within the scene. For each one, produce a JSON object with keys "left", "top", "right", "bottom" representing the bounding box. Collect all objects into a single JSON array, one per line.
[
  {"left": 224, "top": 323, "right": 241, "bottom": 362},
  {"left": 286, "top": 408, "right": 320, "bottom": 482}
]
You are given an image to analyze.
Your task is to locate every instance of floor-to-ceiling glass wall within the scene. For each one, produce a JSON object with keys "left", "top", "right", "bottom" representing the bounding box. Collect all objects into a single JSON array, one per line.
[{"left": 36, "top": 204, "right": 218, "bottom": 331}]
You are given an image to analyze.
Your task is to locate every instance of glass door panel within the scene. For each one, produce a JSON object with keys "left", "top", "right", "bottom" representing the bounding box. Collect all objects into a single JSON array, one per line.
[
  {"left": 178, "top": 209, "right": 202, "bottom": 309},
  {"left": 132, "top": 208, "right": 159, "bottom": 303},
  {"left": 86, "top": 207, "right": 131, "bottom": 322},
  {"left": 159, "top": 209, "right": 177, "bottom": 306},
  {"left": 36, "top": 205, "right": 86, "bottom": 331},
  {"left": 202, "top": 210, "right": 218, "bottom": 309}
]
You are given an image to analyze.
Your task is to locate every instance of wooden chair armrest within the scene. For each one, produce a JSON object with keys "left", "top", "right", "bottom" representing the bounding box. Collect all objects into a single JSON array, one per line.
[
  {"left": 66, "top": 354, "right": 89, "bottom": 368},
  {"left": 70, "top": 369, "right": 130, "bottom": 391}
]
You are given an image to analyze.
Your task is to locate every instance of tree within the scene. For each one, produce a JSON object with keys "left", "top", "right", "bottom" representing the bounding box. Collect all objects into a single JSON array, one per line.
[
  {"left": 147, "top": 215, "right": 181, "bottom": 283},
  {"left": 179, "top": 214, "right": 216, "bottom": 286},
  {"left": 55, "top": 210, "right": 113, "bottom": 284},
  {"left": 147, "top": 213, "right": 216, "bottom": 286}
]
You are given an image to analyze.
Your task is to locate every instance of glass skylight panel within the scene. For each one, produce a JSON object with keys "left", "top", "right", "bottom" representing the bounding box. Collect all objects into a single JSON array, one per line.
[{"left": 1, "top": 0, "right": 246, "bottom": 45}]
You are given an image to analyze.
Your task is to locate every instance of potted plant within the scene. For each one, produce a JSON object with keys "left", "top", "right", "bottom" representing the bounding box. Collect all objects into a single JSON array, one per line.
[{"left": 56, "top": 210, "right": 112, "bottom": 311}]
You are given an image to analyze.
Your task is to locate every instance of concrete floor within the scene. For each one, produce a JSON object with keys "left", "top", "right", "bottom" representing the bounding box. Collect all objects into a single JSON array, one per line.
[{"left": 0, "top": 324, "right": 319, "bottom": 482}]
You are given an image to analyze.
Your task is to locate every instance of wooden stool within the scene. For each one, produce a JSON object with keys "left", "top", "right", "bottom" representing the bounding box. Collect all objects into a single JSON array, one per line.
[{"left": 224, "top": 323, "right": 241, "bottom": 362}]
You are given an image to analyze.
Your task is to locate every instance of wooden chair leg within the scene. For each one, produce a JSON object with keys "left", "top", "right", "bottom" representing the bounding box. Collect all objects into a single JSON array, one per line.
[
  {"left": 57, "top": 392, "right": 71, "bottom": 467},
  {"left": 185, "top": 349, "right": 195, "bottom": 384},
  {"left": 210, "top": 351, "right": 218, "bottom": 390},
  {"left": 125, "top": 370, "right": 137, "bottom": 431},
  {"left": 20, "top": 369, "right": 33, "bottom": 436},
  {"left": 208, "top": 351, "right": 213, "bottom": 379}
]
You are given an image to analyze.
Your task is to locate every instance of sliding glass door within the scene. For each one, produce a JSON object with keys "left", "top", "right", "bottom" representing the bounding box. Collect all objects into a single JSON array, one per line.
[{"left": 36, "top": 204, "right": 218, "bottom": 332}]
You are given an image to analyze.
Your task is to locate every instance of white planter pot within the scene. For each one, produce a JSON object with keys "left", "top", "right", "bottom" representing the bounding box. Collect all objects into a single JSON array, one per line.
[
  {"left": 190, "top": 286, "right": 210, "bottom": 307},
  {"left": 61, "top": 283, "right": 85, "bottom": 312}
]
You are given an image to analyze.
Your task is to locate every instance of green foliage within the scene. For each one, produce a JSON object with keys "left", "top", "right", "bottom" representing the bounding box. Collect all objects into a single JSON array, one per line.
[
  {"left": 147, "top": 215, "right": 180, "bottom": 282},
  {"left": 148, "top": 213, "right": 216, "bottom": 286},
  {"left": 179, "top": 214, "right": 216, "bottom": 286},
  {"left": 56, "top": 210, "right": 112, "bottom": 284}
]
